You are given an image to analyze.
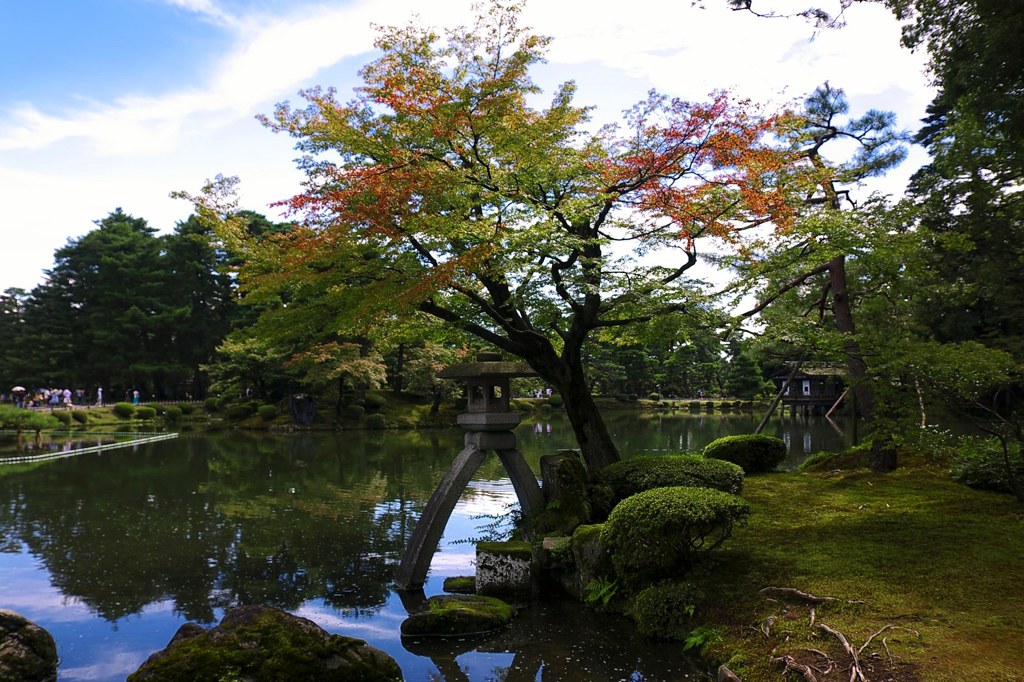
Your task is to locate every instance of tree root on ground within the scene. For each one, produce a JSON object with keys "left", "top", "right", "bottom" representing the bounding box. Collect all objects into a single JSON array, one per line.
[{"left": 761, "top": 587, "right": 920, "bottom": 681}]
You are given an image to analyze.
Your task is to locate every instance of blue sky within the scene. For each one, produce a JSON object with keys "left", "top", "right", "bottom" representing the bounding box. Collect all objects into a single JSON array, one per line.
[{"left": 0, "top": 0, "right": 935, "bottom": 292}]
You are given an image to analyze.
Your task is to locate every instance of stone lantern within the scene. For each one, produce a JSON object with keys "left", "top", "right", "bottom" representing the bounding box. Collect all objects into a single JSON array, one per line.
[{"left": 394, "top": 352, "right": 544, "bottom": 591}]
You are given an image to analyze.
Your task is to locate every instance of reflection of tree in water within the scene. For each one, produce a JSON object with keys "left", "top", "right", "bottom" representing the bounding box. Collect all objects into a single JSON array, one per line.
[{"left": 0, "top": 430, "right": 472, "bottom": 623}]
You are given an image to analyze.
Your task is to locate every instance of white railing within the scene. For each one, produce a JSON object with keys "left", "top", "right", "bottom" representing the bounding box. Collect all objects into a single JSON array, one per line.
[{"left": 0, "top": 431, "right": 179, "bottom": 464}]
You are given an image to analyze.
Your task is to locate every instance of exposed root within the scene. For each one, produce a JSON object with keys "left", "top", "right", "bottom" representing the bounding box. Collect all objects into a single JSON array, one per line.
[
  {"left": 760, "top": 586, "right": 839, "bottom": 604},
  {"left": 818, "top": 623, "right": 865, "bottom": 681},
  {"left": 761, "top": 615, "right": 778, "bottom": 636},
  {"left": 772, "top": 654, "right": 819, "bottom": 682}
]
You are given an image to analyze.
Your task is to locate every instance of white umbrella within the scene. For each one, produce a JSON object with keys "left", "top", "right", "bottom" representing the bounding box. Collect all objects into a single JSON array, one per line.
[{"left": 11, "top": 386, "right": 26, "bottom": 392}]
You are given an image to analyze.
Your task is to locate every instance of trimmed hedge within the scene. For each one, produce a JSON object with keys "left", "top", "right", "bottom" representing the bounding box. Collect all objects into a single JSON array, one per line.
[
  {"left": 366, "top": 413, "right": 387, "bottom": 429},
  {"left": 113, "top": 402, "right": 135, "bottom": 419},
  {"left": 703, "top": 434, "right": 787, "bottom": 473},
  {"left": 135, "top": 406, "right": 157, "bottom": 420},
  {"left": 164, "top": 406, "right": 183, "bottom": 422},
  {"left": 597, "top": 454, "right": 744, "bottom": 502},
  {"left": 52, "top": 411, "right": 72, "bottom": 425},
  {"left": 257, "top": 404, "right": 278, "bottom": 421},
  {"left": 177, "top": 402, "right": 195, "bottom": 415},
  {"left": 363, "top": 393, "right": 387, "bottom": 412},
  {"left": 204, "top": 397, "right": 222, "bottom": 412},
  {"left": 71, "top": 411, "right": 89, "bottom": 424},
  {"left": 225, "top": 404, "right": 253, "bottom": 420},
  {"left": 602, "top": 486, "right": 751, "bottom": 586},
  {"left": 633, "top": 581, "right": 703, "bottom": 640}
]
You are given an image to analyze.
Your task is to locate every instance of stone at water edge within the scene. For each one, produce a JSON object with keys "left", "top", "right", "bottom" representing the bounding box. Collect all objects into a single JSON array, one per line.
[
  {"left": 0, "top": 609, "right": 58, "bottom": 682},
  {"left": 475, "top": 540, "right": 533, "bottom": 598},
  {"left": 128, "top": 604, "right": 402, "bottom": 682},
  {"left": 400, "top": 595, "right": 515, "bottom": 638}
]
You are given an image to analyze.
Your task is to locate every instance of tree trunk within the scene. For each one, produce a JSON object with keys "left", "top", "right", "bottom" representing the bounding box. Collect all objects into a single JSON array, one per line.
[
  {"left": 555, "top": 366, "right": 620, "bottom": 470},
  {"left": 828, "top": 255, "right": 897, "bottom": 472}
]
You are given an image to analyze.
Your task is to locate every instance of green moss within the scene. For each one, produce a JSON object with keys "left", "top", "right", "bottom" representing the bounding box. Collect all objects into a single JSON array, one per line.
[
  {"left": 128, "top": 606, "right": 400, "bottom": 682},
  {"left": 442, "top": 576, "right": 476, "bottom": 594},
  {"left": 688, "top": 465, "right": 1024, "bottom": 681},
  {"left": 400, "top": 595, "right": 515, "bottom": 638},
  {"left": 475, "top": 541, "right": 531, "bottom": 557}
]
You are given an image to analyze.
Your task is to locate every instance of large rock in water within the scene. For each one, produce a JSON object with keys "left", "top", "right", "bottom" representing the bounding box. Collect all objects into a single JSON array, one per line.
[
  {"left": 0, "top": 609, "right": 57, "bottom": 682},
  {"left": 400, "top": 595, "right": 515, "bottom": 638},
  {"left": 128, "top": 605, "right": 402, "bottom": 682}
]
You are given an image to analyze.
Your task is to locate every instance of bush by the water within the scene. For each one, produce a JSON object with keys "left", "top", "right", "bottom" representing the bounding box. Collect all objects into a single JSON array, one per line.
[
  {"left": 597, "top": 454, "right": 744, "bottom": 502},
  {"left": 344, "top": 404, "right": 365, "bottom": 420},
  {"left": 135, "top": 406, "right": 157, "bottom": 420},
  {"left": 52, "top": 411, "right": 72, "bottom": 425},
  {"left": 204, "top": 397, "right": 222, "bottom": 412},
  {"left": 548, "top": 394, "right": 563, "bottom": 408},
  {"left": 363, "top": 393, "right": 387, "bottom": 412},
  {"left": 704, "top": 434, "right": 787, "bottom": 473},
  {"left": 602, "top": 486, "right": 751, "bottom": 587},
  {"left": 366, "top": 413, "right": 387, "bottom": 429},
  {"left": 71, "top": 410, "right": 88, "bottom": 424},
  {"left": 632, "top": 581, "right": 703, "bottom": 640},
  {"left": 113, "top": 402, "right": 135, "bottom": 419},
  {"left": 950, "top": 437, "right": 1024, "bottom": 494},
  {"left": 257, "top": 404, "right": 278, "bottom": 421},
  {"left": 164, "top": 406, "right": 183, "bottom": 422},
  {"left": 225, "top": 404, "right": 253, "bottom": 420},
  {"left": 177, "top": 402, "right": 195, "bottom": 415}
]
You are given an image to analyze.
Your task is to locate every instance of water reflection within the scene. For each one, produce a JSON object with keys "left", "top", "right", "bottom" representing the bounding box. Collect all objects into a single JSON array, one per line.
[{"left": 0, "top": 413, "right": 853, "bottom": 681}]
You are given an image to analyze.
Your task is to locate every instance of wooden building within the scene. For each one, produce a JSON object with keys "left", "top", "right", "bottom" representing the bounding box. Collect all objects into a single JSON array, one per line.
[{"left": 773, "top": 365, "right": 846, "bottom": 417}]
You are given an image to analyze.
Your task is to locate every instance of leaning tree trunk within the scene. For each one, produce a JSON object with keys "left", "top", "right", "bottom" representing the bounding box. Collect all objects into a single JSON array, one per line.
[
  {"left": 553, "top": 364, "right": 620, "bottom": 470},
  {"left": 828, "top": 255, "right": 897, "bottom": 472}
]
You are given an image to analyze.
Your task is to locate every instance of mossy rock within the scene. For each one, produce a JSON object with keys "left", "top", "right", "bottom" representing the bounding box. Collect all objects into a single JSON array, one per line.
[
  {"left": 128, "top": 605, "right": 401, "bottom": 682},
  {"left": 568, "top": 524, "right": 614, "bottom": 600},
  {"left": 0, "top": 609, "right": 57, "bottom": 682},
  {"left": 531, "top": 453, "right": 591, "bottom": 534},
  {"left": 442, "top": 576, "right": 476, "bottom": 594},
  {"left": 400, "top": 595, "right": 515, "bottom": 638}
]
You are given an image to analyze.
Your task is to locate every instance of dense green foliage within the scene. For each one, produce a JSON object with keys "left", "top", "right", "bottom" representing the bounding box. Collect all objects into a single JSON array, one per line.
[
  {"left": 632, "top": 581, "right": 702, "bottom": 640},
  {"left": 703, "top": 434, "right": 787, "bottom": 473},
  {"left": 112, "top": 402, "right": 135, "bottom": 419},
  {"left": 601, "top": 486, "right": 751, "bottom": 587},
  {"left": 597, "top": 454, "right": 745, "bottom": 504}
]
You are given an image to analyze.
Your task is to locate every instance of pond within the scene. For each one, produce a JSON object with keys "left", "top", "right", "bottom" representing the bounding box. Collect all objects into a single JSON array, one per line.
[{"left": 0, "top": 410, "right": 856, "bottom": 681}]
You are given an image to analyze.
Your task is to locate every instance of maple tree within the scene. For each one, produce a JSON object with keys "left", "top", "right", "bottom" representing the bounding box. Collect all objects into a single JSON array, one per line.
[{"left": 209, "top": 0, "right": 792, "bottom": 468}]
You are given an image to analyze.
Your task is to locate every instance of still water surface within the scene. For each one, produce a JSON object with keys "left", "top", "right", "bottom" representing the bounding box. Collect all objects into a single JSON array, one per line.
[{"left": 0, "top": 411, "right": 854, "bottom": 681}]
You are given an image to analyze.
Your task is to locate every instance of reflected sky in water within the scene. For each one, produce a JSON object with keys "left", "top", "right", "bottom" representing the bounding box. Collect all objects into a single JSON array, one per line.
[{"left": 0, "top": 412, "right": 853, "bottom": 680}]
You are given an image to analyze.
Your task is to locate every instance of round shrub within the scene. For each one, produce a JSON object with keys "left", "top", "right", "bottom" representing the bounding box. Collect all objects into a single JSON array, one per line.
[
  {"left": 143, "top": 403, "right": 166, "bottom": 416},
  {"left": 363, "top": 393, "right": 387, "bottom": 412},
  {"left": 164, "top": 406, "right": 183, "bottom": 422},
  {"left": 71, "top": 411, "right": 89, "bottom": 424},
  {"left": 257, "top": 404, "right": 278, "bottom": 422},
  {"left": 547, "top": 394, "right": 563, "bottom": 408},
  {"left": 113, "top": 402, "right": 135, "bottom": 419},
  {"left": 344, "top": 403, "right": 366, "bottom": 420},
  {"left": 703, "top": 401, "right": 715, "bottom": 412},
  {"left": 366, "top": 413, "right": 387, "bottom": 429},
  {"left": 225, "top": 404, "right": 253, "bottom": 420},
  {"left": 648, "top": 392, "right": 662, "bottom": 401},
  {"left": 687, "top": 401, "right": 701, "bottom": 412},
  {"left": 177, "top": 402, "right": 195, "bottom": 415},
  {"left": 602, "top": 486, "right": 751, "bottom": 586},
  {"left": 135, "top": 406, "right": 157, "bottom": 420},
  {"left": 597, "top": 454, "right": 744, "bottom": 502},
  {"left": 204, "top": 397, "right": 222, "bottom": 412},
  {"left": 704, "top": 434, "right": 787, "bottom": 473},
  {"left": 52, "top": 411, "right": 72, "bottom": 425},
  {"left": 633, "top": 581, "right": 703, "bottom": 640}
]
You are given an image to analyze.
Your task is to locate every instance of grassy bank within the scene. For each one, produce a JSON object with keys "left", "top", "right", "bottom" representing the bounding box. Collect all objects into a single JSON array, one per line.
[{"left": 689, "top": 454, "right": 1024, "bottom": 681}]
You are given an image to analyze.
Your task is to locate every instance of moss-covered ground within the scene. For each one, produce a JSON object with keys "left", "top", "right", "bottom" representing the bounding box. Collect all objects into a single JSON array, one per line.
[{"left": 690, "top": 453, "right": 1024, "bottom": 681}]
